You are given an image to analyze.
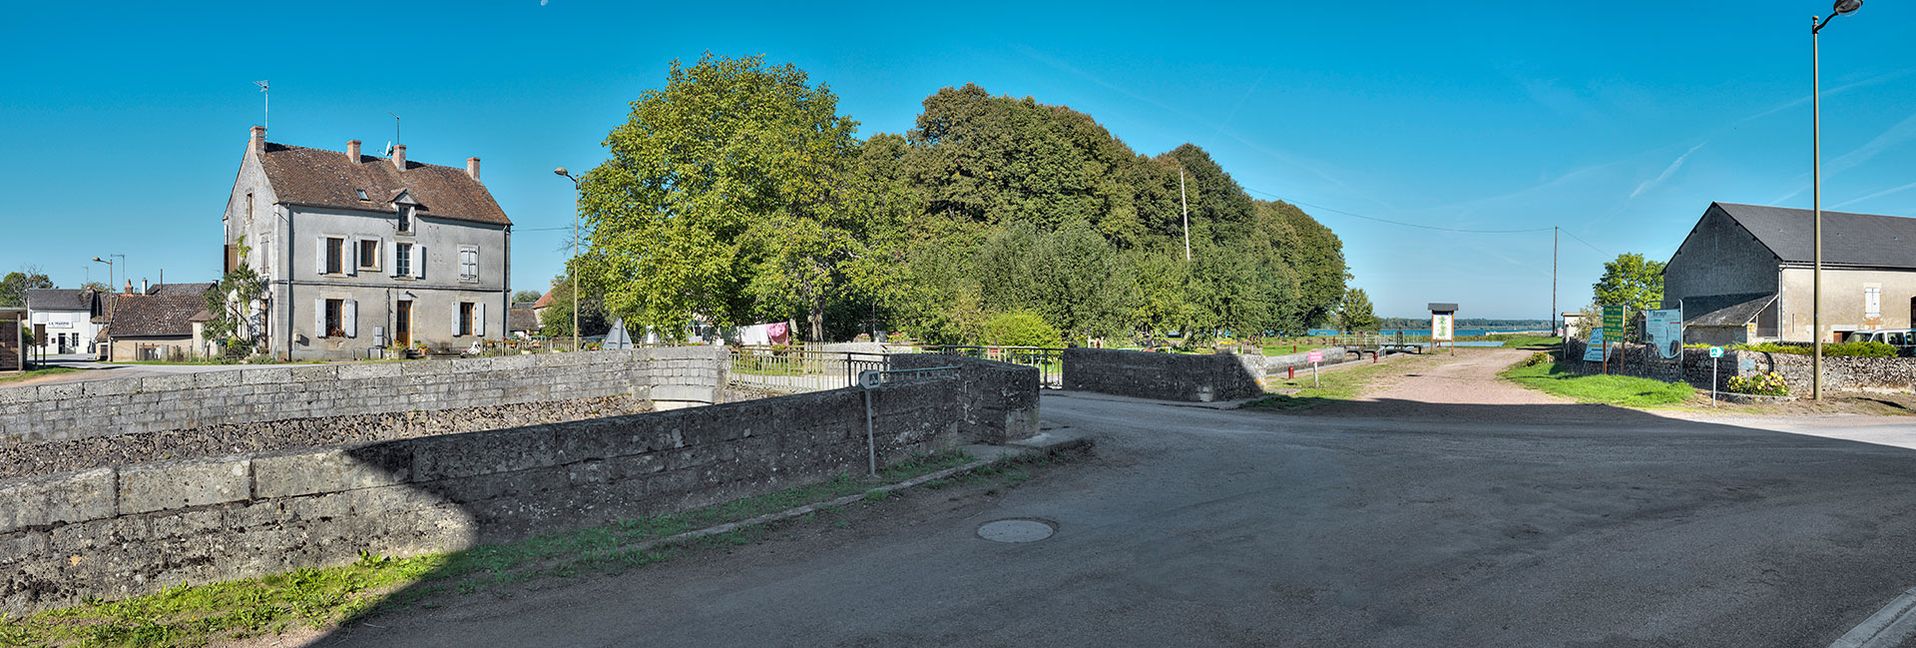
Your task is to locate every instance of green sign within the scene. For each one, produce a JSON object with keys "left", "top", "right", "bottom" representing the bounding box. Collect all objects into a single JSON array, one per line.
[{"left": 1601, "top": 305, "right": 1626, "bottom": 335}]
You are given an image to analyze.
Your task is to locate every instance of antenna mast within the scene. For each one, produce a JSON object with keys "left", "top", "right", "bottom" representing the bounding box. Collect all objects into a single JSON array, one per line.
[
  {"left": 390, "top": 112, "right": 401, "bottom": 146},
  {"left": 1179, "top": 167, "right": 1192, "bottom": 262},
  {"left": 254, "top": 80, "right": 270, "bottom": 129}
]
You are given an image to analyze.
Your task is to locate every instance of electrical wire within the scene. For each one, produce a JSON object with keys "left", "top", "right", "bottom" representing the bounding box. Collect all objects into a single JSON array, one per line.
[{"left": 1241, "top": 186, "right": 1557, "bottom": 234}]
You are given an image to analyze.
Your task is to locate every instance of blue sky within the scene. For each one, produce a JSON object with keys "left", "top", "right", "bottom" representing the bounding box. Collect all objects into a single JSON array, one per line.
[{"left": 5, "top": 1, "right": 1915, "bottom": 319}]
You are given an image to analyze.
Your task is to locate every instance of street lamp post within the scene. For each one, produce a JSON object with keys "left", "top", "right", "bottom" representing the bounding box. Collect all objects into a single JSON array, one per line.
[
  {"left": 91, "top": 254, "right": 124, "bottom": 292},
  {"left": 1811, "top": 0, "right": 1863, "bottom": 401},
  {"left": 554, "top": 167, "right": 582, "bottom": 353}
]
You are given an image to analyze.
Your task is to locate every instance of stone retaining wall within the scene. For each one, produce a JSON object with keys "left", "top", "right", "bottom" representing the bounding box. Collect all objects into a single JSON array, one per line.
[
  {"left": 0, "top": 372, "right": 1010, "bottom": 613},
  {"left": 1557, "top": 339, "right": 1916, "bottom": 396},
  {"left": 0, "top": 347, "right": 726, "bottom": 444},
  {"left": 891, "top": 354, "right": 1040, "bottom": 443},
  {"left": 1063, "top": 348, "right": 1263, "bottom": 402}
]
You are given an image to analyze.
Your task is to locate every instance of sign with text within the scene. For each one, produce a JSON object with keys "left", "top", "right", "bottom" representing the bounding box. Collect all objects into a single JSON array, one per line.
[
  {"left": 1430, "top": 313, "right": 1454, "bottom": 342},
  {"left": 1583, "top": 328, "right": 1607, "bottom": 362},
  {"left": 1644, "top": 309, "right": 1682, "bottom": 359},
  {"left": 1601, "top": 305, "right": 1626, "bottom": 337},
  {"left": 1306, "top": 350, "right": 1324, "bottom": 364},
  {"left": 1708, "top": 346, "right": 1724, "bottom": 358}
]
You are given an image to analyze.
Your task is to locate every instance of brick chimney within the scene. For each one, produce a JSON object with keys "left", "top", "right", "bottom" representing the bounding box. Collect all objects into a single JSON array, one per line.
[
  {"left": 391, "top": 144, "right": 407, "bottom": 171},
  {"left": 466, "top": 157, "right": 481, "bottom": 181},
  {"left": 346, "top": 139, "right": 362, "bottom": 161},
  {"left": 123, "top": 279, "right": 133, "bottom": 295},
  {"left": 249, "top": 125, "right": 265, "bottom": 152}
]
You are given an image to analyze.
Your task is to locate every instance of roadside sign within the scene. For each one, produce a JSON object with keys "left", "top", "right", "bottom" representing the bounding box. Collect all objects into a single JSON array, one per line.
[
  {"left": 1708, "top": 346, "right": 1724, "bottom": 358},
  {"left": 1645, "top": 309, "right": 1682, "bottom": 359},
  {"left": 1306, "top": 350, "right": 1323, "bottom": 364},
  {"left": 1583, "top": 328, "right": 1606, "bottom": 362},
  {"left": 1601, "top": 305, "right": 1626, "bottom": 336}
]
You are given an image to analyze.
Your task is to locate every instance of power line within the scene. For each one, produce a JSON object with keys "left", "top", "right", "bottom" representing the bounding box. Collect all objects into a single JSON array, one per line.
[{"left": 1557, "top": 229, "right": 1609, "bottom": 256}]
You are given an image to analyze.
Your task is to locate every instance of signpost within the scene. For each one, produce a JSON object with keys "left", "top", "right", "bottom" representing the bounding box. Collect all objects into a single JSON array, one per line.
[
  {"left": 1307, "top": 350, "right": 1324, "bottom": 387},
  {"left": 1600, "top": 305, "right": 1626, "bottom": 374},
  {"left": 1708, "top": 346, "right": 1724, "bottom": 405},
  {"left": 1645, "top": 309, "right": 1683, "bottom": 359},
  {"left": 1428, "top": 303, "right": 1458, "bottom": 354}
]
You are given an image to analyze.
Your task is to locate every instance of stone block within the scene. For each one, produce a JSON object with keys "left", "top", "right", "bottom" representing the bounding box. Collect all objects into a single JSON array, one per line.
[
  {"left": 335, "top": 362, "right": 400, "bottom": 380},
  {"left": 118, "top": 457, "right": 251, "bottom": 514},
  {"left": 408, "top": 426, "right": 558, "bottom": 482},
  {"left": 0, "top": 468, "right": 116, "bottom": 533},
  {"left": 252, "top": 445, "right": 412, "bottom": 499},
  {"left": 34, "top": 382, "right": 81, "bottom": 400},
  {"left": 241, "top": 368, "right": 293, "bottom": 385},
  {"left": 79, "top": 379, "right": 139, "bottom": 398},
  {"left": 289, "top": 365, "right": 340, "bottom": 383}
]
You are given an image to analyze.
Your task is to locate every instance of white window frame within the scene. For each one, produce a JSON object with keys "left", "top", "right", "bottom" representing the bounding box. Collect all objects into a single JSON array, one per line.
[
  {"left": 458, "top": 246, "right": 479, "bottom": 283},
  {"left": 395, "top": 242, "right": 413, "bottom": 278},
  {"left": 357, "top": 238, "right": 382, "bottom": 272}
]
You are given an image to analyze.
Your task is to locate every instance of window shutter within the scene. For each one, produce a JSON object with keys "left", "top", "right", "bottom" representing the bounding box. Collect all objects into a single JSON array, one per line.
[
  {"left": 474, "top": 302, "right": 486, "bottom": 337},
  {"left": 451, "top": 302, "right": 461, "bottom": 337},
  {"left": 412, "top": 245, "right": 426, "bottom": 279},
  {"left": 315, "top": 237, "right": 327, "bottom": 275},
  {"left": 388, "top": 240, "right": 399, "bottom": 277},
  {"left": 345, "top": 239, "right": 358, "bottom": 276},
  {"left": 313, "top": 298, "right": 325, "bottom": 338},
  {"left": 345, "top": 299, "right": 358, "bottom": 338}
]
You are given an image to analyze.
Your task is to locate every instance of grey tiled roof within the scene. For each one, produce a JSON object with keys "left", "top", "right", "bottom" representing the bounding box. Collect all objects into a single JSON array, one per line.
[
  {"left": 25, "top": 289, "right": 87, "bottom": 311},
  {"left": 108, "top": 291, "right": 211, "bottom": 338},
  {"left": 1716, "top": 202, "right": 1916, "bottom": 269},
  {"left": 1681, "top": 292, "right": 1776, "bottom": 327},
  {"left": 261, "top": 143, "right": 511, "bottom": 226}
]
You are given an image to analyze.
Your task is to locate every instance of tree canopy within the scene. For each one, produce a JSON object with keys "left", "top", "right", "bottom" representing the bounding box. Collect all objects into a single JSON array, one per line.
[
  {"left": 1593, "top": 253, "right": 1665, "bottom": 312},
  {"left": 577, "top": 57, "right": 1349, "bottom": 345},
  {"left": 0, "top": 268, "right": 52, "bottom": 308}
]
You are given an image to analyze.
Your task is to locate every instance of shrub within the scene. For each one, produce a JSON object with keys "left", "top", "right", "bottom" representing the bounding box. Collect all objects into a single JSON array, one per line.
[
  {"left": 1726, "top": 372, "right": 1789, "bottom": 396},
  {"left": 1733, "top": 341, "right": 1898, "bottom": 358},
  {"left": 981, "top": 310, "right": 1062, "bottom": 348},
  {"left": 1521, "top": 351, "right": 1552, "bottom": 367}
]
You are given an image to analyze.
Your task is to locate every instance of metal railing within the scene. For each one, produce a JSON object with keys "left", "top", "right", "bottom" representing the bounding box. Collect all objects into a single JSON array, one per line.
[
  {"left": 727, "top": 346, "right": 891, "bottom": 393},
  {"left": 914, "top": 345, "right": 1065, "bottom": 389}
]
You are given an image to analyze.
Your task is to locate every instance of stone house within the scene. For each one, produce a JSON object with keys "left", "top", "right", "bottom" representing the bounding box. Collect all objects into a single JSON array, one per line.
[
  {"left": 222, "top": 127, "right": 512, "bottom": 360},
  {"left": 1663, "top": 202, "right": 1916, "bottom": 345},
  {"left": 101, "top": 288, "right": 214, "bottom": 361}
]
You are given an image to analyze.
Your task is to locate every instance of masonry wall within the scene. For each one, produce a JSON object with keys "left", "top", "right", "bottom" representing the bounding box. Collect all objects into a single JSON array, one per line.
[
  {"left": 1558, "top": 338, "right": 1916, "bottom": 396},
  {"left": 0, "top": 377, "right": 973, "bottom": 613},
  {"left": 1063, "top": 348, "right": 1263, "bottom": 402},
  {"left": 891, "top": 354, "right": 1040, "bottom": 443},
  {"left": 0, "top": 347, "right": 726, "bottom": 444}
]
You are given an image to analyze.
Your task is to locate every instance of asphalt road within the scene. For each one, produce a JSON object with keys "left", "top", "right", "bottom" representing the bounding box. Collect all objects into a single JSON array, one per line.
[{"left": 316, "top": 350, "right": 1916, "bottom": 647}]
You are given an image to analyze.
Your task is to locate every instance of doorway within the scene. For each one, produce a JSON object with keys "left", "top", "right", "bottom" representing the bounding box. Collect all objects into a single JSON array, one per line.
[{"left": 395, "top": 300, "right": 413, "bottom": 347}]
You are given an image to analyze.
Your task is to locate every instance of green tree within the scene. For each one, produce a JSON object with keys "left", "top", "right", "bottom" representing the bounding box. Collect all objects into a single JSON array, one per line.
[
  {"left": 513, "top": 290, "right": 544, "bottom": 304},
  {"left": 981, "top": 309, "right": 1062, "bottom": 347},
  {"left": 1593, "top": 253, "right": 1665, "bottom": 312},
  {"left": 538, "top": 275, "right": 608, "bottom": 340},
  {"left": 204, "top": 237, "right": 267, "bottom": 357},
  {"left": 579, "top": 54, "right": 862, "bottom": 342},
  {"left": 0, "top": 267, "right": 53, "bottom": 307},
  {"left": 1336, "top": 288, "right": 1379, "bottom": 333}
]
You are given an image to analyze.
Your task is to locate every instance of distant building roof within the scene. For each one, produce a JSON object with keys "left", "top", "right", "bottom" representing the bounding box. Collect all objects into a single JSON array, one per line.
[
  {"left": 1428, "top": 303, "right": 1458, "bottom": 313},
  {"left": 1714, "top": 202, "right": 1916, "bottom": 270},
  {"left": 25, "top": 289, "right": 88, "bottom": 311},
  {"left": 508, "top": 306, "right": 538, "bottom": 333},
  {"left": 147, "top": 282, "right": 217, "bottom": 296},
  {"left": 260, "top": 142, "right": 511, "bottom": 227},
  {"left": 108, "top": 290, "right": 211, "bottom": 338},
  {"left": 1682, "top": 292, "right": 1776, "bottom": 327},
  {"left": 532, "top": 290, "right": 556, "bottom": 310}
]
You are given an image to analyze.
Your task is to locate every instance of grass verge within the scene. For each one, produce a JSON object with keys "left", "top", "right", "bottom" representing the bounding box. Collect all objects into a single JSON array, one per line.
[
  {"left": 0, "top": 450, "right": 993, "bottom": 647},
  {"left": 1499, "top": 360, "right": 1693, "bottom": 407},
  {"left": 1243, "top": 353, "right": 1440, "bottom": 411},
  {"left": 0, "top": 367, "right": 78, "bottom": 385},
  {"left": 1499, "top": 335, "right": 1562, "bottom": 349}
]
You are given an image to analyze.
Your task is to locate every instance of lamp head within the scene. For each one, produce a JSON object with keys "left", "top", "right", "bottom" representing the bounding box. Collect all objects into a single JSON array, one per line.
[
  {"left": 553, "top": 166, "right": 571, "bottom": 178},
  {"left": 92, "top": 257, "right": 104, "bottom": 263},
  {"left": 1834, "top": 0, "right": 1862, "bottom": 15}
]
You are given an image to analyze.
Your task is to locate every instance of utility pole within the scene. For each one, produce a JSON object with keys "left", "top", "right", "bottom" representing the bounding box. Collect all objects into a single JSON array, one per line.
[
  {"left": 1179, "top": 168, "right": 1192, "bottom": 262},
  {"left": 1809, "top": 0, "right": 1864, "bottom": 400},
  {"left": 1552, "top": 226, "right": 1559, "bottom": 337}
]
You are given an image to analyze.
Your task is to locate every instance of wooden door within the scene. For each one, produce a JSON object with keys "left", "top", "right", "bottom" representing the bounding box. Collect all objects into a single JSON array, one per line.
[{"left": 396, "top": 300, "right": 413, "bottom": 347}]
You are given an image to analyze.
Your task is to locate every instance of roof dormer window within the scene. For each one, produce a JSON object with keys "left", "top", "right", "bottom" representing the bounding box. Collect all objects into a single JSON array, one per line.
[
  {"left": 355, "top": 188, "right": 369, "bottom": 201},
  {"left": 398, "top": 205, "right": 413, "bottom": 232}
]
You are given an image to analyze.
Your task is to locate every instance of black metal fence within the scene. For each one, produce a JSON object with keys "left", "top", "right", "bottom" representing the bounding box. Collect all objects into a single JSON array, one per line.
[{"left": 727, "top": 346, "right": 891, "bottom": 393}]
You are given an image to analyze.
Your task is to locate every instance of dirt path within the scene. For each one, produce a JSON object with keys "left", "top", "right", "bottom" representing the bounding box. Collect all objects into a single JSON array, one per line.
[{"left": 1348, "top": 348, "right": 1568, "bottom": 408}]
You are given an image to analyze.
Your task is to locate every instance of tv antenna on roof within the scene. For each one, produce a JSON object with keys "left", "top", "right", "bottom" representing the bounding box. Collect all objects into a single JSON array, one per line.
[
  {"left": 389, "top": 112, "right": 400, "bottom": 147},
  {"left": 254, "top": 80, "right": 270, "bottom": 130}
]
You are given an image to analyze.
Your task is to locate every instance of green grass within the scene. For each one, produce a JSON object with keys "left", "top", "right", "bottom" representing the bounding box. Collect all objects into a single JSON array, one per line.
[
  {"left": 0, "top": 367, "right": 77, "bottom": 384},
  {"left": 1499, "top": 335, "right": 1563, "bottom": 349},
  {"left": 0, "top": 450, "right": 983, "bottom": 647},
  {"left": 1500, "top": 360, "right": 1693, "bottom": 407}
]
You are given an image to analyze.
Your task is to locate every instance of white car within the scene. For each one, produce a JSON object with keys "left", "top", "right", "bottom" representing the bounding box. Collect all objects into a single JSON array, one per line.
[{"left": 1841, "top": 329, "right": 1916, "bottom": 356}]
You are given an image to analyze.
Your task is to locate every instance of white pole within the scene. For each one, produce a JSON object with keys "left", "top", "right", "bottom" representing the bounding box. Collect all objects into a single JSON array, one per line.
[
  {"left": 1179, "top": 168, "right": 1191, "bottom": 262},
  {"left": 1712, "top": 355, "right": 1719, "bottom": 406},
  {"left": 1811, "top": 15, "right": 1825, "bottom": 401}
]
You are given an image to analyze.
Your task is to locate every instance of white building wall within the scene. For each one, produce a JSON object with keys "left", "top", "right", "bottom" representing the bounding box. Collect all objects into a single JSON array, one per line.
[{"left": 27, "top": 308, "right": 96, "bottom": 355}]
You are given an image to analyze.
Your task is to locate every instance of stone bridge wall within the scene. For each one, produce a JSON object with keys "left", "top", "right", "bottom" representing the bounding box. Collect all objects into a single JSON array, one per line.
[
  {"left": 0, "top": 347, "right": 726, "bottom": 444},
  {"left": 1062, "top": 348, "right": 1263, "bottom": 402},
  {"left": 0, "top": 367, "right": 1030, "bottom": 613}
]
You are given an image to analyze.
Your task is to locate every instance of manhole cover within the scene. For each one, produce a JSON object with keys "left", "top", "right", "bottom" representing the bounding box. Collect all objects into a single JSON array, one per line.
[{"left": 977, "top": 518, "right": 1055, "bottom": 543}]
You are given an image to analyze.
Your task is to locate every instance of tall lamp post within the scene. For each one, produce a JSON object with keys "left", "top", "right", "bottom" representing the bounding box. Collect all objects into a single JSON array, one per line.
[
  {"left": 91, "top": 254, "right": 124, "bottom": 292},
  {"left": 1811, "top": 0, "right": 1863, "bottom": 401},
  {"left": 554, "top": 167, "right": 582, "bottom": 353}
]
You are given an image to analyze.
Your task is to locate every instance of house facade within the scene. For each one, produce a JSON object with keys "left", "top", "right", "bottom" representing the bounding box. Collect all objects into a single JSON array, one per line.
[
  {"left": 223, "top": 126, "right": 511, "bottom": 360},
  {"left": 24, "top": 289, "right": 105, "bottom": 356},
  {"left": 1663, "top": 202, "right": 1916, "bottom": 344}
]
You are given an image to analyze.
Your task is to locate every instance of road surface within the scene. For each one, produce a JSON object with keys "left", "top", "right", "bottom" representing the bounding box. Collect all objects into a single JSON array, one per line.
[{"left": 309, "top": 349, "right": 1916, "bottom": 647}]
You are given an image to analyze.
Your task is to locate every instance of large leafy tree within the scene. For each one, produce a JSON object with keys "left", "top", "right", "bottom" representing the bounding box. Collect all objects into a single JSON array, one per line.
[
  {"left": 1593, "top": 253, "right": 1665, "bottom": 312},
  {"left": 538, "top": 274, "right": 609, "bottom": 340},
  {"left": 1336, "top": 288, "right": 1379, "bottom": 333},
  {"left": 0, "top": 268, "right": 53, "bottom": 307},
  {"left": 579, "top": 54, "right": 862, "bottom": 341}
]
